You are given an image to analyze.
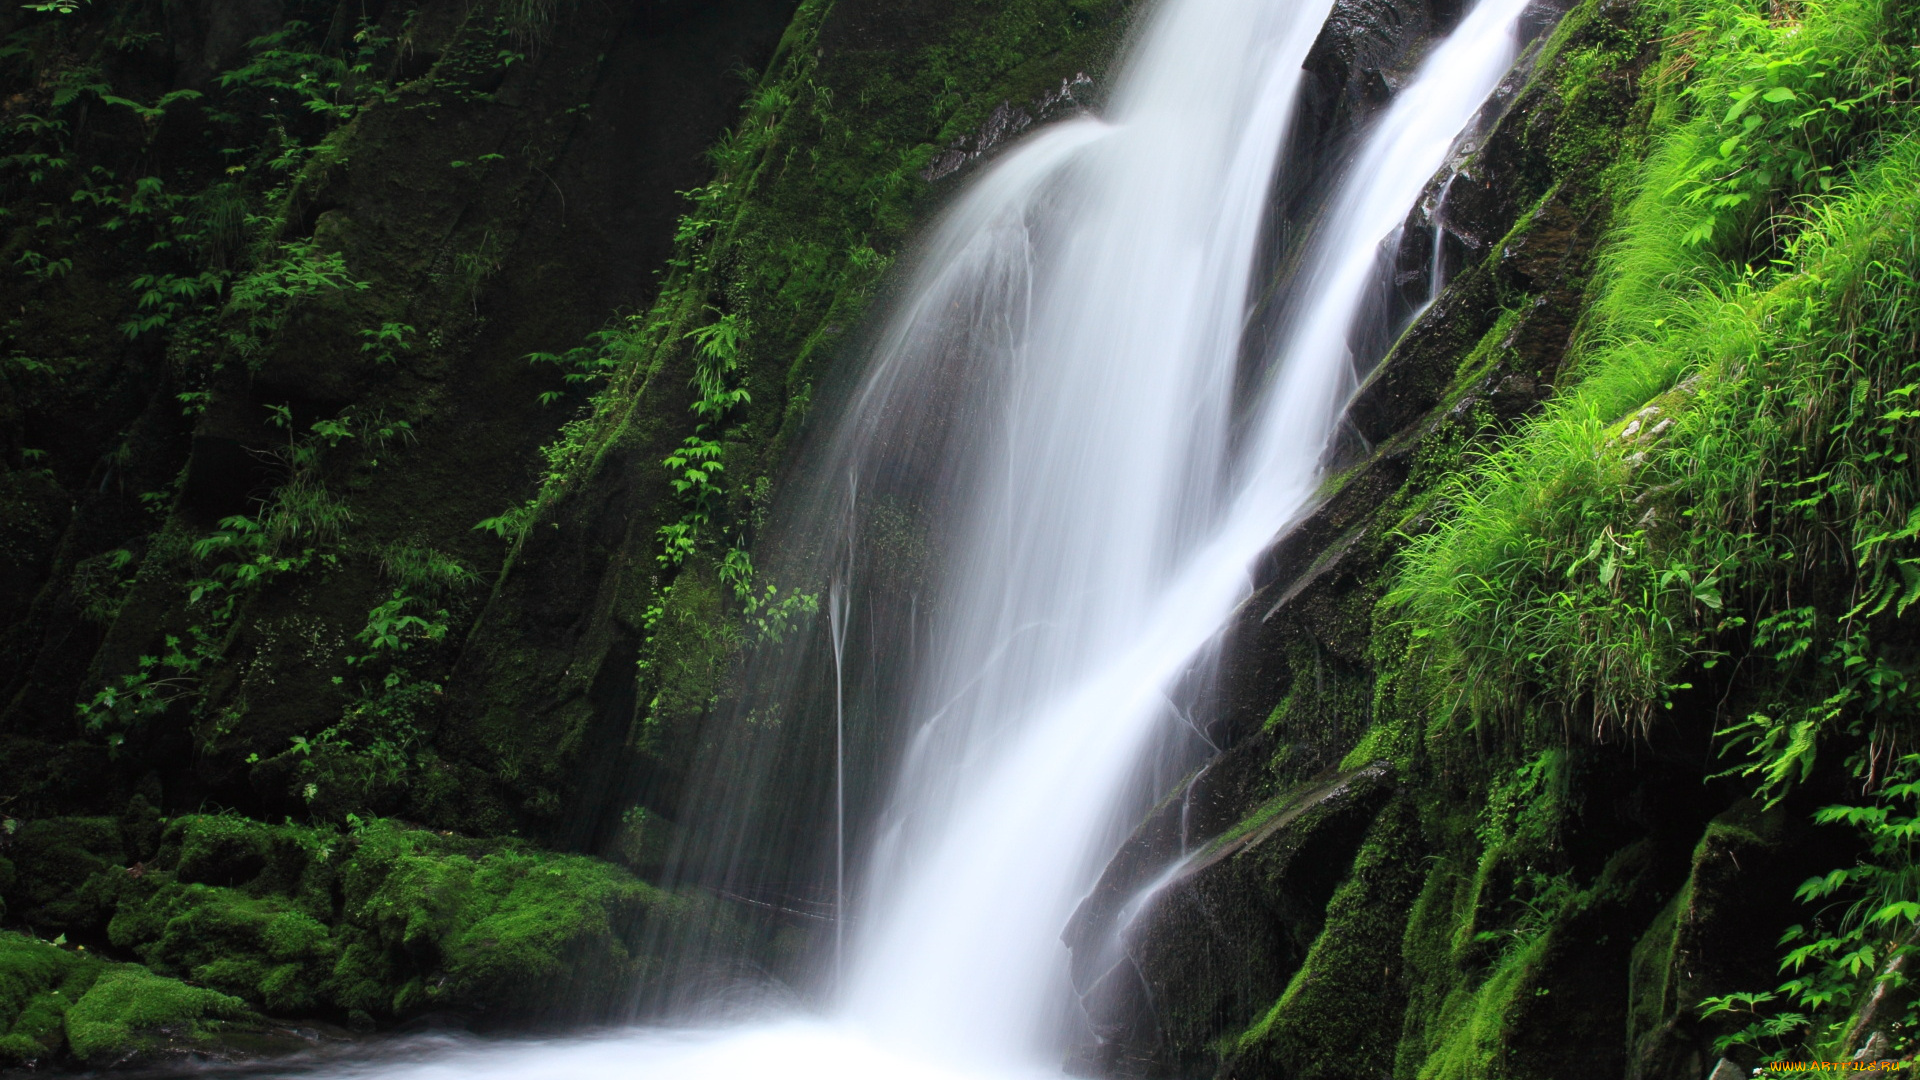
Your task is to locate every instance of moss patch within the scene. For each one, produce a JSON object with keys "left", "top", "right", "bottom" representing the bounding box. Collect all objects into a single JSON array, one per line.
[
  {"left": 5, "top": 813, "right": 693, "bottom": 1029},
  {"left": 64, "top": 964, "right": 254, "bottom": 1065},
  {"left": 1228, "top": 798, "right": 1425, "bottom": 1080}
]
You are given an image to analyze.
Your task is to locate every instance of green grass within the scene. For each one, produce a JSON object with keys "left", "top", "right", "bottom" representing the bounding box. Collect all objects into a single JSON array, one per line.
[
  {"left": 1386, "top": 0, "right": 1920, "bottom": 1059},
  {"left": 1390, "top": 0, "right": 1920, "bottom": 742}
]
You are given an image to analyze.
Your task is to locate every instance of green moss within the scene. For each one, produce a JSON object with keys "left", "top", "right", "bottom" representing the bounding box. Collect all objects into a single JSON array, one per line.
[
  {"left": 1395, "top": 858, "right": 1478, "bottom": 1079},
  {"left": 640, "top": 556, "right": 739, "bottom": 764},
  {"left": 3, "top": 817, "right": 126, "bottom": 931},
  {"left": 0, "top": 931, "right": 103, "bottom": 1066},
  {"left": 171, "top": 815, "right": 305, "bottom": 890},
  {"left": 333, "top": 818, "right": 682, "bottom": 1016},
  {"left": 110, "top": 879, "right": 338, "bottom": 1015},
  {"left": 0, "top": 812, "right": 685, "bottom": 1028},
  {"left": 64, "top": 965, "right": 254, "bottom": 1064},
  {"left": 1203, "top": 767, "right": 1370, "bottom": 856},
  {"left": 1414, "top": 930, "right": 1553, "bottom": 1080},
  {"left": 1232, "top": 799, "right": 1424, "bottom": 1079},
  {"left": 1627, "top": 888, "right": 1685, "bottom": 1053}
]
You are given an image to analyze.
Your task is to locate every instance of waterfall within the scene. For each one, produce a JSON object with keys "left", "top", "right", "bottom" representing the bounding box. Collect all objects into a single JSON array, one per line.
[{"left": 286, "top": 0, "right": 1534, "bottom": 1074}]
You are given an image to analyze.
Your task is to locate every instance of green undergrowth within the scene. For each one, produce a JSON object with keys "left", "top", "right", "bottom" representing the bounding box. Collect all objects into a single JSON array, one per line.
[
  {"left": 1392, "top": 0, "right": 1918, "bottom": 738},
  {"left": 0, "top": 0, "right": 560, "bottom": 820},
  {"left": 0, "top": 812, "right": 694, "bottom": 1040},
  {"left": 1386, "top": 0, "right": 1920, "bottom": 1064}
]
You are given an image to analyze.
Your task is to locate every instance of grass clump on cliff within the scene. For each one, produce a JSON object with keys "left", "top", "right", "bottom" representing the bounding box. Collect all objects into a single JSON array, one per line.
[
  {"left": 1390, "top": 0, "right": 1918, "bottom": 738},
  {"left": 1389, "top": 0, "right": 1920, "bottom": 1060}
]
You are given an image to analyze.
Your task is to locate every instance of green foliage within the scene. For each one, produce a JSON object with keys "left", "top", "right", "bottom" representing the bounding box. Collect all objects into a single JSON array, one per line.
[
  {"left": 220, "top": 240, "right": 371, "bottom": 365},
  {"left": 527, "top": 330, "right": 621, "bottom": 405},
  {"left": 1661, "top": 0, "right": 1910, "bottom": 253},
  {"left": 76, "top": 402, "right": 415, "bottom": 751},
  {"left": 1391, "top": 0, "right": 1919, "bottom": 741},
  {"left": 717, "top": 548, "right": 819, "bottom": 644},
  {"left": 76, "top": 628, "right": 221, "bottom": 751},
  {"left": 0, "top": 6, "right": 395, "bottom": 374},
  {"left": 359, "top": 322, "right": 415, "bottom": 365},
  {"left": 1390, "top": 0, "right": 1920, "bottom": 1063},
  {"left": 474, "top": 501, "right": 536, "bottom": 540},
  {"left": 349, "top": 591, "right": 451, "bottom": 663},
  {"left": 120, "top": 270, "right": 225, "bottom": 338},
  {"left": 218, "top": 20, "right": 399, "bottom": 124},
  {"left": 275, "top": 587, "right": 455, "bottom": 812},
  {"left": 377, "top": 544, "right": 478, "bottom": 598}
]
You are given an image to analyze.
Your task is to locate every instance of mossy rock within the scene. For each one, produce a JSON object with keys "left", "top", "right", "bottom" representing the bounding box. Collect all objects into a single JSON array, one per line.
[
  {"left": 1073, "top": 764, "right": 1396, "bottom": 1074},
  {"left": 166, "top": 813, "right": 319, "bottom": 892},
  {"left": 1404, "top": 841, "right": 1670, "bottom": 1080},
  {"left": 0, "top": 808, "right": 693, "bottom": 1036},
  {"left": 109, "top": 877, "right": 339, "bottom": 1015},
  {"left": 0, "top": 931, "right": 262, "bottom": 1068},
  {"left": 0, "top": 932, "right": 104, "bottom": 1067},
  {"left": 1626, "top": 800, "right": 1828, "bottom": 1079},
  {"left": 1226, "top": 797, "right": 1424, "bottom": 1080},
  {"left": 64, "top": 964, "right": 259, "bottom": 1066},
  {"left": 2, "top": 816, "right": 126, "bottom": 931},
  {"left": 336, "top": 819, "right": 680, "bottom": 1017}
]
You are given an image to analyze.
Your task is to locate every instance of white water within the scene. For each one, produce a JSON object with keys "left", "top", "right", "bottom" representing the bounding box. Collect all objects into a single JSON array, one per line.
[{"left": 291, "top": 0, "right": 1533, "bottom": 1073}]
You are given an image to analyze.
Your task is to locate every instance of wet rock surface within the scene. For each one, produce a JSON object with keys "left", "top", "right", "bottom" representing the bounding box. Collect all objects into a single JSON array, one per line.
[
  {"left": 1057, "top": 0, "right": 1825, "bottom": 1075},
  {"left": 1066, "top": 764, "right": 1395, "bottom": 1077}
]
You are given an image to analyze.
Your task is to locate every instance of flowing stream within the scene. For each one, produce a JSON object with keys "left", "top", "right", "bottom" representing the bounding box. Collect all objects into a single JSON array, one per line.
[{"left": 288, "top": 0, "right": 1533, "bottom": 1074}]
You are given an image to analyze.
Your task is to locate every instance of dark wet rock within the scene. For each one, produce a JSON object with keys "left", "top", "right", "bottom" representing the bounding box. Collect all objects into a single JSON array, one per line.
[
  {"left": 1065, "top": 763, "right": 1395, "bottom": 1077},
  {"left": 923, "top": 74, "right": 1097, "bottom": 183},
  {"left": 1292, "top": 0, "right": 1467, "bottom": 194},
  {"left": 1705, "top": 1059, "right": 1745, "bottom": 1080},
  {"left": 1628, "top": 802, "right": 1832, "bottom": 1080}
]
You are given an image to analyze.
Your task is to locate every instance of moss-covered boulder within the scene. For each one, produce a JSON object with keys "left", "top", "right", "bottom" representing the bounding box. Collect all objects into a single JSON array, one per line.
[
  {"left": 64, "top": 964, "right": 258, "bottom": 1067},
  {"left": 330, "top": 818, "right": 685, "bottom": 1018},
  {"left": 110, "top": 880, "right": 339, "bottom": 1016},
  {"left": 0, "top": 930, "right": 274, "bottom": 1069},
  {"left": 2, "top": 816, "right": 126, "bottom": 932},
  {"left": 1, "top": 812, "right": 695, "bottom": 1032},
  {"left": 0, "top": 932, "right": 101, "bottom": 1067}
]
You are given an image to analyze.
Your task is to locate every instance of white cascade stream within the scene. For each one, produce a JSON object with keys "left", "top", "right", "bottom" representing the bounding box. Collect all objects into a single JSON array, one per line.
[{"left": 284, "top": 0, "right": 1532, "bottom": 1073}]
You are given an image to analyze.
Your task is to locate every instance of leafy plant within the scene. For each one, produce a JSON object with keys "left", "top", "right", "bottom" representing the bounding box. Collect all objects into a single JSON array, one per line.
[{"left": 358, "top": 322, "right": 415, "bottom": 365}]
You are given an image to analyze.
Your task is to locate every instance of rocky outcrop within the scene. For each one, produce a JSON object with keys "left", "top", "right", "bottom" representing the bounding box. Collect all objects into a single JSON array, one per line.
[
  {"left": 0, "top": 0, "right": 1154, "bottom": 1052},
  {"left": 1062, "top": 0, "right": 1802, "bottom": 1075},
  {"left": 1065, "top": 763, "right": 1395, "bottom": 1076},
  {"left": 0, "top": 0, "right": 803, "bottom": 832}
]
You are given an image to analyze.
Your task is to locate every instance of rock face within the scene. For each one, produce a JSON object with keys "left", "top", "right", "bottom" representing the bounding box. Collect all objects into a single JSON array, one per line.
[
  {"left": 0, "top": 0, "right": 1151, "bottom": 1056},
  {"left": 0, "top": 0, "right": 806, "bottom": 833},
  {"left": 1059, "top": 0, "right": 1841, "bottom": 1074},
  {"left": 1064, "top": 763, "right": 1395, "bottom": 1077}
]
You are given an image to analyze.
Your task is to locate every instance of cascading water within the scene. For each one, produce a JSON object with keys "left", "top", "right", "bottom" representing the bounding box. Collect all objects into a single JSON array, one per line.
[{"left": 278, "top": 0, "right": 1536, "bottom": 1074}]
